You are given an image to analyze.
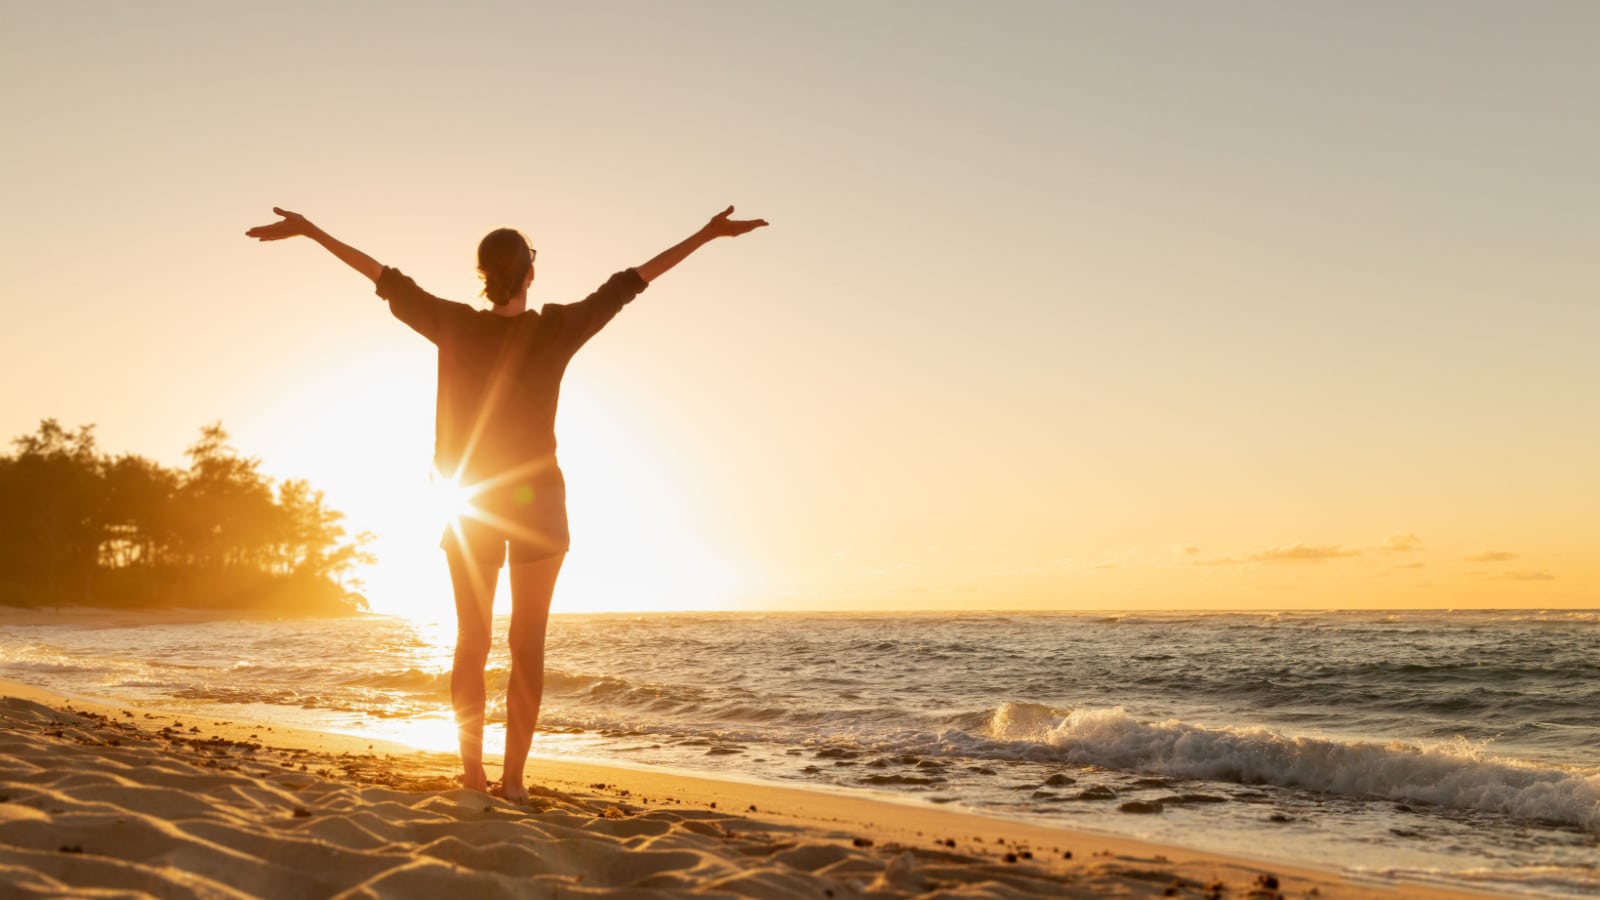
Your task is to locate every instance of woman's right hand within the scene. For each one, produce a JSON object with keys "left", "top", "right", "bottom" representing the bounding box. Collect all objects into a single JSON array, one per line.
[{"left": 245, "top": 207, "right": 317, "bottom": 241}]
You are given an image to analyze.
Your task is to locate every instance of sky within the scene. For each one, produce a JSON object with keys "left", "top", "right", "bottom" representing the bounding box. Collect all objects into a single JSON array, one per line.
[{"left": 2, "top": 1, "right": 1596, "bottom": 617}]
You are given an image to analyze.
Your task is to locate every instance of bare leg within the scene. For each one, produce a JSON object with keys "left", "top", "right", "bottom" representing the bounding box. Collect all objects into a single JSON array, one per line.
[
  {"left": 500, "top": 552, "right": 564, "bottom": 800},
  {"left": 446, "top": 547, "right": 498, "bottom": 792}
]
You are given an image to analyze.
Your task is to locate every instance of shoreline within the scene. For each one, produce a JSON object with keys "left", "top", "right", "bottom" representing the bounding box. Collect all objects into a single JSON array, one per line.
[
  {"left": 0, "top": 676, "right": 1495, "bottom": 899},
  {"left": 0, "top": 604, "right": 379, "bottom": 629}
]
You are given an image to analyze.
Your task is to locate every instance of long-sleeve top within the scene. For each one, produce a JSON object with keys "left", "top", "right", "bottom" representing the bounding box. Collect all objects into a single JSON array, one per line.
[{"left": 375, "top": 267, "right": 648, "bottom": 488}]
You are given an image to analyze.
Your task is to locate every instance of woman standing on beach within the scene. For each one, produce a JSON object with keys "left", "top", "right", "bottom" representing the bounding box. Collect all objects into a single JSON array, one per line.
[{"left": 246, "top": 205, "right": 767, "bottom": 798}]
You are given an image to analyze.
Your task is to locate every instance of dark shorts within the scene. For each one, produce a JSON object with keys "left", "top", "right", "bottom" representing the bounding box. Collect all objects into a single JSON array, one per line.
[{"left": 440, "top": 475, "right": 570, "bottom": 569}]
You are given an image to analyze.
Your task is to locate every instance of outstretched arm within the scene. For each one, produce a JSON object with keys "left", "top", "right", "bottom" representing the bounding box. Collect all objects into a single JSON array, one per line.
[
  {"left": 245, "top": 207, "right": 383, "bottom": 283},
  {"left": 634, "top": 206, "right": 768, "bottom": 284}
]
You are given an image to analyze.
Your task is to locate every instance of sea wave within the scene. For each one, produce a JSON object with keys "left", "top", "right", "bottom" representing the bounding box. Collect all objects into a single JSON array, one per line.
[{"left": 985, "top": 702, "right": 1600, "bottom": 831}]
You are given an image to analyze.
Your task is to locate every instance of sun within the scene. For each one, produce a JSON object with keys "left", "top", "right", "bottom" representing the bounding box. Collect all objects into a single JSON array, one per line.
[{"left": 425, "top": 470, "right": 478, "bottom": 528}]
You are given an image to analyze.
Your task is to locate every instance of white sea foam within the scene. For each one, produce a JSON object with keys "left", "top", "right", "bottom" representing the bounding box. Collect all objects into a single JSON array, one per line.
[
  {"left": 1371, "top": 865, "right": 1600, "bottom": 897},
  {"left": 988, "top": 702, "right": 1600, "bottom": 830}
]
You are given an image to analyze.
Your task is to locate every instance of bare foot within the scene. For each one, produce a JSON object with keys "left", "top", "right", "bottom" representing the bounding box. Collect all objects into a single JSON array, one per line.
[
  {"left": 457, "top": 764, "right": 488, "bottom": 792},
  {"left": 500, "top": 780, "right": 529, "bottom": 802}
]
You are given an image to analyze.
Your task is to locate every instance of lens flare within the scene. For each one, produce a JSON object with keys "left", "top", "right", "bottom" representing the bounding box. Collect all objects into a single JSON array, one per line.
[{"left": 427, "top": 471, "right": 477, "bottom": 526}]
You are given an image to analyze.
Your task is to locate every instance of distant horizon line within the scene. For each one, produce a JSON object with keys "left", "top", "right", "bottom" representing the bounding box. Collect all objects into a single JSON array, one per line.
[{"left": 517, "top": 606, "right": 1598, "bottom": 618}]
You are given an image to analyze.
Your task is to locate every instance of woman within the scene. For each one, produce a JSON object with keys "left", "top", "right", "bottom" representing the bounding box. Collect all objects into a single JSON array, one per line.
[{"left": 246, "top": 205, "right": 767, "bottom": 798}]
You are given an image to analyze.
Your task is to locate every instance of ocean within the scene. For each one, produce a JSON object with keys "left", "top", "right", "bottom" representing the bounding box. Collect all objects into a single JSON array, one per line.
[{"left": 2, "top": 609, "right": 1596, "bottom": 896}]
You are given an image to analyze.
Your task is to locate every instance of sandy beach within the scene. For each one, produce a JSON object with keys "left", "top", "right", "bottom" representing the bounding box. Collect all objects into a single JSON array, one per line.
[{"left": 0, "top": 674, "right": 1491, "bottom": 900}]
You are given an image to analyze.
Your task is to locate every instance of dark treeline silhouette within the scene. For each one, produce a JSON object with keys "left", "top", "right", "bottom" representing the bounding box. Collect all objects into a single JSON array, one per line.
[{"left": 0, "top": 419, "right": 371, "bottom": 614}]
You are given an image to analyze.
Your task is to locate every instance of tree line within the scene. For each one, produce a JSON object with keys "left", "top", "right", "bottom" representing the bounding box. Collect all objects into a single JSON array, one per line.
[{"left": 0, "top": 419, "right": 371, "bottom": 614}]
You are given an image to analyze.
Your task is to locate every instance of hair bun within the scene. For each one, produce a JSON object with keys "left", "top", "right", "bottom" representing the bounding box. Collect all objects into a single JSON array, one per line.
[{"left": 476, "top": 227, "right": 533, "bottom": 307}]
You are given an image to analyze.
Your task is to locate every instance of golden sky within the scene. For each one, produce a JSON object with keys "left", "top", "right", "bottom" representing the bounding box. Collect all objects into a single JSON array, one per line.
[{"left": 2, "top": 2, "right": 1596, "bottom": 617}]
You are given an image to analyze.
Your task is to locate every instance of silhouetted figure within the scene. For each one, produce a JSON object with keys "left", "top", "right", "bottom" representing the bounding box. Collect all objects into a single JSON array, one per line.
[{"left": 247, "top": 205, "right": 766, "bottom": 798}]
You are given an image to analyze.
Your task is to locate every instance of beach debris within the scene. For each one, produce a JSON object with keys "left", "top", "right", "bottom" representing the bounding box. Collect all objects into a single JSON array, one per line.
[
  {"left": 292, "top": 806, "right": 312, "bottom": 818},
  {"left": 852, "top": 836, "right": 874, "bottom": 847}
]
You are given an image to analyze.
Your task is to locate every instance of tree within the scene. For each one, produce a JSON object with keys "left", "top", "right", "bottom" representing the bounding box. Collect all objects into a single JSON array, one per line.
[
  {"left": 274, "top": 480, "right": 368, "bottom": 578},
  {"left": 0, "top": 420, "right": 372, "bottom": 614},
  {"left": 0, "top": 420, "right": 104, "bottom": 604},
  {"left": 101, "top": 453, "right": 180, "bottom": 569},
  {"left": 174, "top": 423, "right": 282, "bottom": 570}
]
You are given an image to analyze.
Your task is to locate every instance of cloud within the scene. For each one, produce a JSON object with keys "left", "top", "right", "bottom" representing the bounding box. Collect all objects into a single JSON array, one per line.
[
  {"left": 1245, "top": 543, "right": 1361, "bottom": 564},
  {"left": 1189, "top": 555, "right": 1243, "bottom": 566},
  {"left": 1379, "top": 532, "right": 1424, "bottom": 553},
  {"left": 1187, "top": 542, "right": 1361, "bottom": 567},
  {"left": 1463, "top": 550, "right": 1518, "bottom": 563},
  {"left": 1181, "top": 546, "right": 1201, "bottom": 556},
  {"left": 1497, "top": 570, "right": 1554, "bottom": 582}
]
